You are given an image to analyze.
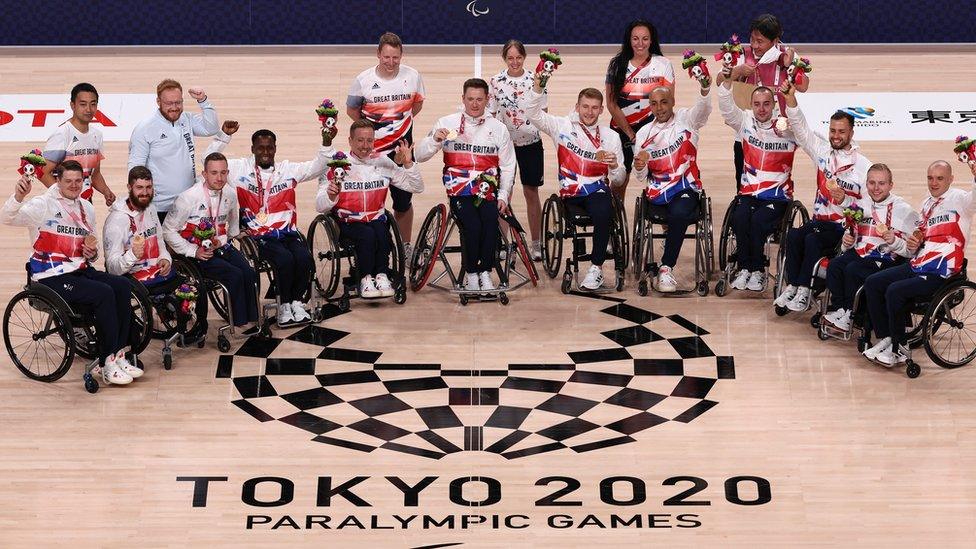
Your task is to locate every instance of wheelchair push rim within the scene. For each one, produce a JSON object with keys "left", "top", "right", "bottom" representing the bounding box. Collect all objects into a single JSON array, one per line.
[
  {"left": 924, "top": 281, "right": 976, "bottom": 369},
  {"left": 3, "top": 290, "right": 76, "bottom": 382}
]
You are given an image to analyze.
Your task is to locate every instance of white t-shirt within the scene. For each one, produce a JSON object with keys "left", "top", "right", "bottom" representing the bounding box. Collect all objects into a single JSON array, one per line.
[
  {"left": 42, "top": 122, "right": 104, "bottom": 203},
  {"left": 346, "top": 64, "right": 426, "bottom": 153},
  {"left": 488, "top": 69, "right": 545, "bottom": 147}
]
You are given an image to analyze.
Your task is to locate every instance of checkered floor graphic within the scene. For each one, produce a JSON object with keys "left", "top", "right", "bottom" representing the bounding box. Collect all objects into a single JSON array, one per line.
[{"left": 217, "top": 299, "right": 735, "bottom": 459}]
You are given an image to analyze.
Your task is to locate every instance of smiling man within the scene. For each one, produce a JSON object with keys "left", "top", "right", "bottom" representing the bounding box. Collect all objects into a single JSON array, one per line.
[
  {"left": 40, "top": 83, "right": 116, "bottom": 206},
  {"left": 3, "top": 161, "right": 140, "bottom": 385},
  {"left": 129, "top": 79, "right": 220, "bottom": 221},
  {"left": 205, "top": 119, "right": 334, "bottom": 326}
]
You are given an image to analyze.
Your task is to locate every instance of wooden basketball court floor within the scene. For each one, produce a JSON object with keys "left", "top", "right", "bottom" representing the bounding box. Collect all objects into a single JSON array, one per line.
[{"left": 1, "top": 45, "right": 975, "bottom": 547}]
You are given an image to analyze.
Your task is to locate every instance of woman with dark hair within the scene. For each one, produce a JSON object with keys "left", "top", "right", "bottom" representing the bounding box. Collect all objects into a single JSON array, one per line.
[
  {"left": 489, "top": 39, "right": 547, "bottom": 260},
  {"left": 605, "top": 19, "right": 674, "bottom": 200}
]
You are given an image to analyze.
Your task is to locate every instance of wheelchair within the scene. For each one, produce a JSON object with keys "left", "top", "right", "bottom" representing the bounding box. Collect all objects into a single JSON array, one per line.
[
  {"left": 3, "top": 265, "right": 152, "bottom": 394},
  {"left": 409, "top": 203, "right": 538, "bottom": 305},
  {"left": 307, "top": 210, "right": 407, "bottom": 311},
  {"left": 855, "top": 260, "right": 976, "bottom": 379},
  {"left": 136, "top": 258, "right": 210, "bottom": 370},
  {"left": 237, "top": 230, "right": 319, "bottom": 327},
  {"left": 540, "top": 192, "right": 628, "bottom": 294},
  {"left": 714, "top": 196, "right": 810, "bottom": 297},
  {"left": 186, "top": 239, "right": 268, "bottom": 353},
  {"left": 632, "top": 189, "right": 715, "bottom": 296}
]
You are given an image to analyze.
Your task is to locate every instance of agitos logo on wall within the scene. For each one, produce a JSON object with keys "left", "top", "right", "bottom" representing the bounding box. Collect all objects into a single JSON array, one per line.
[
  {"left": 0, "top": 94, "right": 156, "bottom": 142},
  {"left": 175, "top": 297, "right": 773, "bottom": 531}
]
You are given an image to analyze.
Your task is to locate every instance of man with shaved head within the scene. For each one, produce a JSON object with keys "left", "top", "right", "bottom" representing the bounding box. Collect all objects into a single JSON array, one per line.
[
  {"left": 632, "top": 73, "right": 712, "bottom": 292},
  {"left": 862, "top": 160, "right": 976, "bottom": 366},
  {"left": 717, "top": 70, "right": 798, "bottom": 292}
]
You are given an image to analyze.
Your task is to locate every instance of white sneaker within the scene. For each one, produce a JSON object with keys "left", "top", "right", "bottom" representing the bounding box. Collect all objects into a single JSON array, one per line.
[
  {"left": 657, "top": 266, "right": 678, "bottom": 293},
  {"left": 786, "top": 287, "right": 811, "bottom": 312},
  {"left": 290, "top": 301, "right": 311, "bottom": 322},
  {"left": 465, "top": 272, "right": 480, "bottom": 290},
  {"left": 825, "top": 308, "right": 851, "bottom": 331},
  {"left": 746, "top": 271, "right": 766, "bottom": 292},
  {"left": 876, "top": 345, "right": 908, "bottom": 367},
  {"left": 479, "top": 271, "right": 495, "bottom": 291},
  {"left": 115, "top": 351, "right": 143, "bottom": 379},
  {"left": 374, "top": 273, "right": 395, "bottom": 297},
  {"left": 360, "top": 275, "right": 381, "bottom": 298},
  {"left": 403, "top": 242, "right": 414, "bottom": 263},
  {"left": 863, "top": 337, "right": 891, "bottom": 361},
  {"left": 581, "top": 265, "right": 604, "bottom": 290},
  {"left": 731, "top": 269, "right": 750, "bottom": 290},
  {"left": 277, "top": 302, "right": 296, "bottom": 325},
  {"left": 101, "top": 358, "right": 133, "bottom": 385},
  {"left": 774, "top": 284, "right": 798, "bottom": 308},
  {"left": 530, "top": 240, "right": 543, "bottom": 262}
]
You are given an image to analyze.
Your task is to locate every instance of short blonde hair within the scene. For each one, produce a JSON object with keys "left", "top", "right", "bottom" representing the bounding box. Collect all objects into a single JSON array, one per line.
[{"left": 156, "top": 78, "right": 182, "bottom": 97}]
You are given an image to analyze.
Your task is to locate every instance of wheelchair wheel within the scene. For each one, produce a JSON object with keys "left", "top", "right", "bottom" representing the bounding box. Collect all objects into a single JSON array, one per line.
[
  {"left": 923, "top": 280, "right": 976, "bottom": 368},
  {"left": 703, "top": 195, "right": 715, "bottom": 277},
  {"left": 3, "top": 290, "right": 75, "bottom": 382},
  {"left": 611, "top": 195, "right": 629, "bottom": 272},
  {"left": 718, "top": 197, "right": 738, "bottom": 274},
  {"left": 409, "top": 204, "right": 449, "bottom": 291},
  {"left": 541, "top": 194, "right": 563, "bottom": 279},
  {"left": 73, "top": 324, "right": 99, "bottom": 361},
  {"left": 153, "top": 262, "right": 209, "bottom": 343},
  {"left": 509, "top": 223, "right": 539, "bottom": 287},
  {"left": 387, "top": 211, "right": 407, "bottom": 283},
  {"left": 127, "top": 279, "right": 153, "bottom": 356},
  {"left": 774, "top": 201, "right": 809, "bottom": 296},
  {"left": 237, "top": 236, "right": 267, "bottom": 300},
  {"left": 308, "top": 214, "right": 342, "bottom": 299},
  {"left": 632, "top": 196, "right": 646, "bottom": 278}
]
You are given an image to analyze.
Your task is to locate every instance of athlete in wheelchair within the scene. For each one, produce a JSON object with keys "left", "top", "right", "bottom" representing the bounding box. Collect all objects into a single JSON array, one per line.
[
  {"left": 861, "top": 160, "right": 976, "bottom": 377},
  {"left": 713, "top": 71, "right": 809, "bottom": 296},
  {"left": 815, "top": 164, "right": 917, "bottom": 340},
  {"left": 631, "top": 75, "right": 714, "bottom": 296},
  {"left": 522, "top": 69, "right": 628, "bottom": 293},
  {"left": 204, "top": 119, "right": 330, "bottom": 328},
  {"left": 310, "top": 119, "right": 422, "bottom": 309},
  {"left": 2, "top": 161, "right": 144, "bottom": 390},
  {"left": 163, "top": 152, "right": 260, "bottom": 352},
  {"left": 411, "top": 78, "right": 536, "bottom": 304},
  {"left": 104, "top": 166, "right": 209, "bottom": 370}
]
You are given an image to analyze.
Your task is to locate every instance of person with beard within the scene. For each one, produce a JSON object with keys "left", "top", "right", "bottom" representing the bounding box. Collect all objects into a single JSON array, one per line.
[
  {"left": 415, "top": 78, "right": 516, "bottom": 292},
  {"left": 103, "top": 166, "right": 208, "bottom": 342},
  {"left": 163, "top": 152, "right": 259, "bottom": 336},
  {"left": 204, "top": 119, "right": 333, "bottom": 326},
  {"left": 631, "top": 75, "right": 713, "bottom": 293},
  {"left": 128, "top": 79, "right": 220, "bottom": 222},
  {"left": 773, "top": 82, "right": 872, "bottom": 313},
  {"left": 523, "top": 70, "right": 625, "bottom": 290},
  {"left": 605, "top": 19, "right": 674, "bottom": 201},
  {"left": 717, "top": 72, "right": 798, "bottom": 292},
  {"left": 40, "top": 83, "right": 116, "bottom": 206},
  {"left": 316, "top": 120, "right": 424, "bottom": 298},
  {"left": 3, "top": 161, "right": 141, "bottom": 385}
]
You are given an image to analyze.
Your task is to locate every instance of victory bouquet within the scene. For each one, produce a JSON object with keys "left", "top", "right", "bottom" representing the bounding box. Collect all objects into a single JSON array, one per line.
[
  {"left": 842, "top": 205, "right": 864, "bottom": 236},
  {"left": 18, "top": 149, "right": 46, "bottom": 183},
  {"left": 174, "top": 283, "right": 199, "bottom": 316},
  {"left": 315, "top": 98, "right": 339, "bottom": 130},
  {"left": 535, "top": 48, "right": 562, "bottom": 88},
  {"left": 192, "top": 218, "right": 217, "bottom": 250},
  {"left": 328, "top": 151, "right": 351, "bottom": 186},
  {"left": 473, "top": 173, "right": 498, "bottom": 207},
  {"left": 682, "top": 50, "right": 710, "bottom": 87},
  {"left": 786, "top": 56, "right": 812, "bottom": 87},
  {"left": 714, "top": 34, "right": 744, "bottom": 69},
  {"left": 954, "top": 135, "right": 976, "bottom": 165}
]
